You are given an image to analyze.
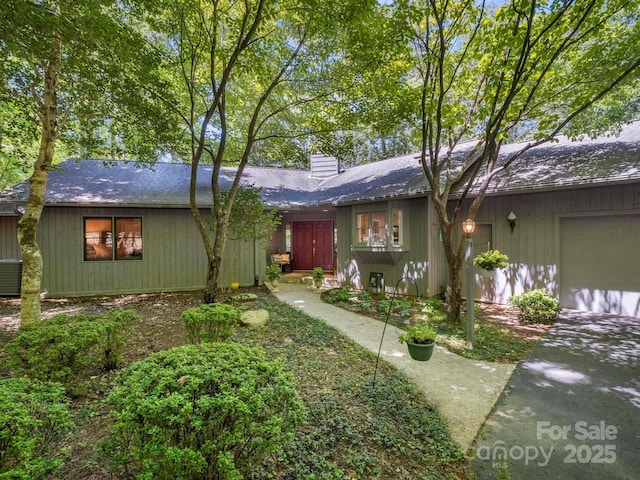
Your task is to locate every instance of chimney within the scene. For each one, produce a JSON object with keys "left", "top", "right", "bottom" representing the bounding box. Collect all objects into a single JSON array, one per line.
[{"left": 310, "top": 154, "right": 340, "bottom": 178}]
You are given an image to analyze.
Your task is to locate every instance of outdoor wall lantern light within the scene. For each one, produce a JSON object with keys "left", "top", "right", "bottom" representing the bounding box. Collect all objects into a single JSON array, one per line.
[
  {"left": 462, "top": 218, "right": 476, "bottom": 348},
  {"left": 507, "top": 211, "right": 517, "bottom": 233}
]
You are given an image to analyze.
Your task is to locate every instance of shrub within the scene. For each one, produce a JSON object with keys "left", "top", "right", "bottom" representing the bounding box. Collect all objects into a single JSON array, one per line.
[
  {"left": 5, "top": 311, "right": 134, "bottom": 395},
  {"left": 182, "top": 303, "right": 240, "bottom": 344},
  {"left": 509, "top": 289, "right": 562, "bottom": 324},
  {"left": 0, "top": 378, "right": 74, "bottom": 479},
  {"left": 326, "top": 285, "right": 355, "bottom": 303},
  {"left": 104, "top": 343, "right": 306, "bottom": 480}
]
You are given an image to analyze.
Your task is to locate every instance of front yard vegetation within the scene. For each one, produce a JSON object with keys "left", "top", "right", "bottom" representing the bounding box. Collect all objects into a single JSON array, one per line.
[
  {"left": 0, "top": 290, "right": 470, "bottom": 479},
  {"left": 324, "top": 286, "right": 551, "bottom": 363}
]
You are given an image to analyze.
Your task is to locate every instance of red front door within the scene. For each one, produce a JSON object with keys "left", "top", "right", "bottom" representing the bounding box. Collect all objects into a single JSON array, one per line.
[{"left": 292, "top": 221, "right": 334, "bottom": 271}]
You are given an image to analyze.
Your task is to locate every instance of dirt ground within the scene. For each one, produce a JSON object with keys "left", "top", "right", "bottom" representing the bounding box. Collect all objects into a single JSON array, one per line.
[{"left": 0, "top": 290, "right": 210, "bottom": 367}]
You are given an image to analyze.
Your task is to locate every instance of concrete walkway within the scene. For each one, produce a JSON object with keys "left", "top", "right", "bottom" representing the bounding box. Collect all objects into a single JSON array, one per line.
[{"left": 272, "top": 283, "right": 515, "bottom": 450}]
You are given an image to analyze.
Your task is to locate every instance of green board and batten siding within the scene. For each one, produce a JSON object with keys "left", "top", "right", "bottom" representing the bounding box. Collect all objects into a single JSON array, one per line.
[
  {"left": 33, "top": 207, "right": 263, "bottom": 297},
  {"left": 0, "top": 215, "right": 19, "bottom": 259},
  {"left": 335, "top": 197, "right": 440, "bottom": 298},
  {"left": 465, "top": 183, "right": 640, "bottom": 315}
]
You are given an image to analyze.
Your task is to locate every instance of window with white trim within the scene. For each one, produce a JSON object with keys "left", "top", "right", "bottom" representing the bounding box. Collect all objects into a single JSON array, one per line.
[
  {"left": 392, "top": 209, "right": 403, "bottom": 246},
  {"left": 355, "top": 208, "right": 404, "bottom": 248}
]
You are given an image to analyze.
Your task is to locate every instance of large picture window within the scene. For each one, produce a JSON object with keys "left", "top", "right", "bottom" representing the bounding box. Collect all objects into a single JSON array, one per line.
[
  {"left": 84, "top": 217, "right": 143, "bottom": 261},
  {"left": 354, "top": 208, "right": 404, "bottom": 248}
]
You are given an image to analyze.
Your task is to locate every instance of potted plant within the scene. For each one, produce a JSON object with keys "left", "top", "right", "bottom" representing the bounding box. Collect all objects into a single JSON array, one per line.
[
  {"left": 312, "top": 267, "right": 324, "bottom": 289},
  {"left": 266, "top": 263, "right": 282, "bottom": 286},
  {"left": 473, "top": 249, "right": 509, "bottom": 271},
  {"left": 398, "top": 323, "right": 437, "bottom": 361}
]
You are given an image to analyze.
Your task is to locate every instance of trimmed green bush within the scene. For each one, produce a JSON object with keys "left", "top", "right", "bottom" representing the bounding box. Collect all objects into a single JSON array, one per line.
[
  {"left": 5, "top": 310, "right": 135, "bottom": 395},
  {"left": 182, "top": 303, "right": 240, "bottom": 344},
  {"left": 0, "top": 378, "right": 74, "bottom": 479},
  {"left": 104, "top": 343, "right": 306, "bottom": 480},
  {"left": 509, "top": 289, "right": 562, "bottom": 324}
]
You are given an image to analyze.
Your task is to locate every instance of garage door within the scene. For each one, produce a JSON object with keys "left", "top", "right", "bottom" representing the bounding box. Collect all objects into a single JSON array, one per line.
[{"left": 560, "top": 214, "right": 640, "bottom": 316}]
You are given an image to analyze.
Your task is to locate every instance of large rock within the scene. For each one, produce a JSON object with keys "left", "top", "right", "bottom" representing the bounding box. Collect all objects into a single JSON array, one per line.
[
  {"left": 231, "top": 293, "right": 258, "bottom": 302},
  {"left": 240, "top": 309, "right": 269, "bottom": 326}
]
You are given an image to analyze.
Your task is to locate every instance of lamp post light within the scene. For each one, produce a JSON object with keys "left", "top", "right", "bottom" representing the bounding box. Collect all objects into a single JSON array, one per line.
[{"left": 462, "top": 218, "right": 476, "bottom": 348}]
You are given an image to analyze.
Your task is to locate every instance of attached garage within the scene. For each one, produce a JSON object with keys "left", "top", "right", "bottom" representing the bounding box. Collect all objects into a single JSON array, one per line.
[{"left": 560, "top": 214, "right": 640, "bottom": 316}]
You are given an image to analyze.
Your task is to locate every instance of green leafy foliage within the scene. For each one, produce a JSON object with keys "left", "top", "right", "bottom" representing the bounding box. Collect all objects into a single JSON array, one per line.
[
  {"left": 327, "top": 287, "right": 419, "bottom": 321},
  {"left": 473, "top": 250, "right": 509, "bottom": 271},
  {"left": 0, "top": 378, "right": 74, "bottom": 479},
  {"left": 221, "top": 186, "right": 282, "bottom": 247},
  {"left": 181, "top": 303, "right": 240, "bottom": 344},
  {"left": 378, "top": 295, "right": 415, "bottom": 319},
  {"left": 397, "top": 324, "right": 437, "bottom": 345},
  {"left": 104, "top": 343, "right": 306, "bottom": 480},
  {"left": 5, "top": 310, "right": 134, "bottom": 395},
  {"left": 265, "top": 263, "right": 282, "bottom": 282},
  {"left": 326, "top": 285, "right": 355, "bottom": 303},
  {"left": 325, "top": 291, "right": 542, "bottom": 363},
  {"left": 422, "top": 299, "right": 446, "bottom": 322},
  {"left": 313, "top": 267, "right": 325, "bottom": 280},
  {"left": 509, "top": 289, "right": 562, "bottom": 324}
]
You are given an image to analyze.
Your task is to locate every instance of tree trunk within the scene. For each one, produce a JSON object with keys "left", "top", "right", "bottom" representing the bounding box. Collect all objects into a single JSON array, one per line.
[
  {"left": 204, "top": 257, "right": 221, "bottom": 304},
  {"left": 18, "top": 39, "right": 61, "bottom": 327},
  {"left": 447, "top": 262, "right": 464, "bottom": 323}
]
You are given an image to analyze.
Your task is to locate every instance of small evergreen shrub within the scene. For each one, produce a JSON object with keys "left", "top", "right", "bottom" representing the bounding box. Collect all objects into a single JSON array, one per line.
[
  {"left": 509, "top": 289, "right": 562, "bottom": 324},
  {"left": 104, "top": 343, "right": 306, "bottom": 480},
  {"left": 5, "top": 310, "right": 134, "bottom": 395},
  {"left": 0, "top": 378, "right": 74, "bottom": 479},
  {"left": 181, "top": 303, "right": 240, "bottom": 344}
]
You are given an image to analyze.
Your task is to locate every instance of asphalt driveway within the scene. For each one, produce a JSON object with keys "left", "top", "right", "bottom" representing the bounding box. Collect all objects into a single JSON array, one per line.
[{"left": 471, "top": 311, "right": 640, "bottom": 479}]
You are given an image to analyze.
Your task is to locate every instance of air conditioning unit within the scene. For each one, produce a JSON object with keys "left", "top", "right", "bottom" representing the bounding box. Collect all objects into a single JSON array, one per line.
[{"left": 0, "top": 260, "right": 22, "bottom": 296}]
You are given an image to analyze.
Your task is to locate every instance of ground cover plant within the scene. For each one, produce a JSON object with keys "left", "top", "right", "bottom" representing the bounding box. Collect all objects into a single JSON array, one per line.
[
  {"left": 323, "top": 286, "right": 550, "bottom": 363},
  {"left": 0, "top": 290, "right": 471, "bottom": 479}
]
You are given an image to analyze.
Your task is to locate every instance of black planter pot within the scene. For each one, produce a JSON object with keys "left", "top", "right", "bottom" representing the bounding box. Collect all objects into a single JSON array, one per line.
[{"left": 406, "top": 340, "right": 435, "bottom": 361}]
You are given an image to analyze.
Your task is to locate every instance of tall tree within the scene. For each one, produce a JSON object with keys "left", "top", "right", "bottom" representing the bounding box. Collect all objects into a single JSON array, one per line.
[
  {"left": 391, "top": 0, "right": 640, "bottom": 324},
  {"left": 0, "top": 0, "right": 178, "bottom": 325},
  {"left": 143, "top": 0, "right": 386, "bottom": 303}
]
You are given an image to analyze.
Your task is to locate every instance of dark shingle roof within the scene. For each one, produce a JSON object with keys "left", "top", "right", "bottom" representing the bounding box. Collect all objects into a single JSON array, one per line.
[
  {"left": 1, "top": 120, "right": 639, "bottom": 209},
  {"left": 0, "top": 161, "right": 323, "bottom": 209}
]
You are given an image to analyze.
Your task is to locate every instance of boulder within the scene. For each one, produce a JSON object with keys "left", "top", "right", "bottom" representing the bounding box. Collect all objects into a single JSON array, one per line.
[
  {"left": 240, "top": 309, "right": 269, "bottom": 326},
  {"left": 231, "top": 293, "right": 258, "bottom": 302}
]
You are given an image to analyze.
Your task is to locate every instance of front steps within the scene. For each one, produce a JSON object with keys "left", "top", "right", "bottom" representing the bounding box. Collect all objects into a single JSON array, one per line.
[{"left": 281, "top": 272, "right": 340, "bottom": 288}]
